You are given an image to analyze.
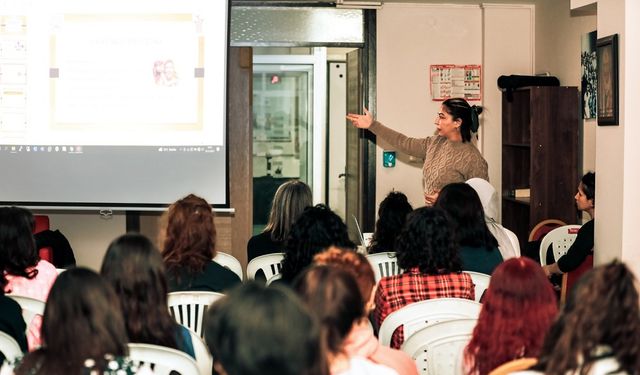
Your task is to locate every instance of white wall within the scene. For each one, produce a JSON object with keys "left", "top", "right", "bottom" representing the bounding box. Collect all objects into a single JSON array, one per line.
[
  {"left": 593, "top": 0, "right": 640, "bottom": 274},
  {"left": 376, "top": 3, "right": 534, "bottom": 218}
]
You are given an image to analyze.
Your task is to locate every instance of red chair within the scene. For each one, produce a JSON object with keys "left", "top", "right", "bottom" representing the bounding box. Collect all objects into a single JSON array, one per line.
[
  {"left": 33, "top": 215, "right": 53, "bottom": 263},
  {"left": 560, "top": 254, "right": 593, "bottom": 303}
]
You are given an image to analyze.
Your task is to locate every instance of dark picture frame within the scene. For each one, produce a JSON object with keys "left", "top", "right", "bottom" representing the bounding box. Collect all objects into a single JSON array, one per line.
[{"left": 596, "top": 34, "right": 618, "bottom": 125}]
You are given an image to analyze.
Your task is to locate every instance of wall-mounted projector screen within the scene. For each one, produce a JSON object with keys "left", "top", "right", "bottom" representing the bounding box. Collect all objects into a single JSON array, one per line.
[{"left": 0, "top": 0, "right": 229, "bottom": 208}]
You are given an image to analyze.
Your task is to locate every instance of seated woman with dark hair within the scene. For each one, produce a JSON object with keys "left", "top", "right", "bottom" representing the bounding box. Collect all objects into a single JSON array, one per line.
[
  {"left": 248, "top": 179, "right": 312, "bottom": 261},
  {"left": 205, "top": 282, "right": 325, "bottom": 375},
  {"left": 101, "top": 233, "right": 194, "bottom": 358},
  {"left": 279, "top": 204, "right": 354, "bottom": 284},
  {"left": 161, "top": 194, "right": 240, "bottom": 292},
  {"left": 435, "top": 183, "right": 503, "bottom": 275},
  {"left": 0, "top": 206, "right": 57, "bottom": 349},
  {"left": 513, "top": 261, "right": 640, "bottom": 375},
  {"left": 374, "top": 207, "right": 475, "bottom": 349},
  {"left": 367, "top": 191, "right": 413, "bottom": 254},
  {"left": 15, "top": 268, "right": 137, "bottom": 375},
  {"left": 314, "top": 248, "right": 418, "bottom": 375},
  {"left": 464, "top": 257, "right": 557, "bottom": 375},
  {"left": 295, "top": 265, "right": 398, "bottom": 375}
]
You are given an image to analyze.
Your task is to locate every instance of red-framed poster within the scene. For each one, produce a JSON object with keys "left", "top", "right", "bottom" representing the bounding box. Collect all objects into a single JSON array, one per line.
[{"left": 430, "top": 64, "right": 482, "bottom": 101}]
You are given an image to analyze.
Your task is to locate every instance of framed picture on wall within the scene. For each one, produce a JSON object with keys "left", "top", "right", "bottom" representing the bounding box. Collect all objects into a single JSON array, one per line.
[{"left": 596, "top": 34, "right": 618, "bottom": 126}]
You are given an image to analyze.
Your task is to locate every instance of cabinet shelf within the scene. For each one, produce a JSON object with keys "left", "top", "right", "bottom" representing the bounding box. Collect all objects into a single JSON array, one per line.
[{"left": 501, "top": 86, "right": 579, "bottom": 249}]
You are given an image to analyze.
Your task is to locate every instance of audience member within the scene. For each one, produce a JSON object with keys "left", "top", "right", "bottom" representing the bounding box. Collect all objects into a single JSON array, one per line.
[
  {"left": 314, "top": 248, "right": 418, "bottom": 375},
  {"left": 464, "top": 257, "right": 557, "bottom": 375},
  {"left": 0, "top": 270, "right": 27, "bottom": 365},
  {"left": 0, "top": 206, "right": 57, "bottom": 350},
  {"left": 466, "top": 178, "right": 520, "bottom": 259},
  {"left": 435, "top": 183, "right": 503, "bottom": 274},
  {"left": 280, "top": 204, "right": 354, "bottom": 284},
  {"left": 514, "top": 261, "right": 640, "bottom": 375},
  {"left": 161, "top": 194, "right": 240, "bottom": 292},
  {"left": 373, "top": 207, "right": 475, "bottom": 349},
  {"left": 542, "top": 172, "right": 595, "bottom": 277},
  {"left": 367, "top": 191, "right": 413, "bottom": 254},
  {"left": 101, "top": 233, "right": 194, "bottom": 358},
  {"left": 248, "top": 179, "right": 312, "bottom": 261},
  {"left": 205, "top": 281, "right": 325, "bottom": 375},
  {"left": 15, "top": 268, "right": 131, "bottom": 375},
  {"left": 295, "top": 266, "right": 398, "bottom": 375}
]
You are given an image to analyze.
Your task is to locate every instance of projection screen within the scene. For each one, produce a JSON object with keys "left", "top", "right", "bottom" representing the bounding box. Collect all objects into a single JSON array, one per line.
[{"left": 0, "top": 0, "right": 229, "bottom": 208}]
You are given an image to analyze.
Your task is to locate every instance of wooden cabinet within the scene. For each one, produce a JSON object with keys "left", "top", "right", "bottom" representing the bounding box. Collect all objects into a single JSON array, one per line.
[{"left": 501, "top": 86, "right": 580, "bottom": 247}]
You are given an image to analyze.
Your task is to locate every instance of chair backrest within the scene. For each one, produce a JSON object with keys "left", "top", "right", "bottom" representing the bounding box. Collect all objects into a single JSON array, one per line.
[
  {"left": 266, "top": 273, "right": 282, "bottom": 286},
  {"left": 378, "top": 298, "right": 482, "bottom": 347},
  {"left": 0, "top": 331, "right": 23, "bottom": 364},
  {"left": 465, "top": 271, "right": 490, "bottom": 302},
  {"left": 366, "top": 252, "right": 402, "bottom": 282},
  {"left": 246, "top": 253, "right": 285, "bottom": 280},
  {"left": 212, "top": 251, "right": 243, "bottom": 280},
  {"left": 488, "top": 357, "right": 538, "bottom": 375},
  {"left": 186, "top": 328, "right": 213, "bottom": 375},
  {"left": 538, "top": 225, "right": 582, "bottom": 266},
  {"left": 7, "top": 295, "right": 46, "bottom": 331},
  {"left": 528, "top": 219, "right": 567, "bottom": 242},
  {"left": 401, "top": 318, "right": 477, "bottom": 375},
  {"left": 167, "top": 291, "right": 224, "bottom": 338},
  {"left": 128, "top": 343, "right": 200, "bottom": 375},
  {"left": 33, "top": 215, "right": 53, "bottom": 263}
]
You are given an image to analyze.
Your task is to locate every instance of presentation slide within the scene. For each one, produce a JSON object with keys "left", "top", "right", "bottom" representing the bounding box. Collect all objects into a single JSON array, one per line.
[{"left": 0, "top": 0, "right": 229, "bottom": 207}]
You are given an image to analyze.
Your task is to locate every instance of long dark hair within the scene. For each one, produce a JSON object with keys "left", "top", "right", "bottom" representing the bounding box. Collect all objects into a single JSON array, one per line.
[
  {"left": 161, "top": 194, "right": 216, "bottom": 275},
  {"left": 294, "top": 266, "right": 363, "bottom": 364},
  {"left": 16, "top": 268, "right": 128, "bottom": 375},
  {"left": 435, "top": 183, "right": 498, "bottom": 248},
  {"left": 206, "top": 282, "right": 326, "bottom": 375},
  {"left": 442, "top": 97, "right": 483, "bottom": 143},
  {"left": 0, "top": 206, "right": 39, "bottom": 290},
  {"left": 534, "top": 261, "right": 640, "bottom": 375},
  {"left": 395, "top": 207, "right": 462, "bottom": 275},
  {"left": 368, "top": 191, "right": 413, "bottom": 254},
  {"left": 101, "top": 233, "right": 180, "bottom": 349},
  {"left": 280, "top": 205, "right": 354, "bottom": 283},
  {"left": 581, "top": 171, "right": 596, "bottom": 204},
  {"left": 264, "top": 180, "right": 313, "bottom": 242}
]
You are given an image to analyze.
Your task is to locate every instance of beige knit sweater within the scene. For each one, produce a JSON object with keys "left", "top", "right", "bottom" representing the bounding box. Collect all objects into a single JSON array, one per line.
[{"left": 369, "top": 121, "right": 489, "bottom": 195}]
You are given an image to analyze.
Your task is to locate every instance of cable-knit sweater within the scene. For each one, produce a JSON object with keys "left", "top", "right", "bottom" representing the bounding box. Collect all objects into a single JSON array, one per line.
[{"left": 369, "top": 121, "right": 489, "bottom": 195}]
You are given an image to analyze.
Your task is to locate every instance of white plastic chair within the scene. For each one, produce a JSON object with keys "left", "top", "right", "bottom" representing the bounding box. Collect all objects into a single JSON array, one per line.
[
  {"left": 401, "top": 318, "right": 477, "bottom": 375},
  {"left": 0, "top": 331, "right": 23, "bottom": 363},
  {"left": 366, "top": 252, "right": 402, "bottom": 282},
  {"left": 266, "top": 273, "right": 282, "bottom": 285},
  {"left": 167, "top": 291, "right": 224, "bottom": 338},
  {"left": 539, "top": 225, "right": 582, "bottom": 266},
  {"left": 465, "top": 271, "right": 490, "bottom": 302},
  {"left": 186, "top": 328, "right": 213, "bottom": 375},
  {"left": 7, "top": 295, "right": 45, "bottom": 334},
  {"left": 246, "top": 253, "right": 285, "bottom": 281},
  {"left": 378, "top": 298, "right": 482, "bottom": 347},
  {"left": 213, "top": 251, "right": 243, "bottom": 280},
  {"left": 128, "top": 343, "right": 199, "bottom": 375}
]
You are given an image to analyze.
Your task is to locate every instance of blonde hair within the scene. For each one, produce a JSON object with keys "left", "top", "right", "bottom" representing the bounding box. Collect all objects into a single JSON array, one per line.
[{"left": 264, "top": 180, "right": 312, "bottom": 242}]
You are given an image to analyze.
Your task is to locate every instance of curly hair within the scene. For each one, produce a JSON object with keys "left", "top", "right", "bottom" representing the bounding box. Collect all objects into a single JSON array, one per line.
[
  {"left": 313, "top": 247, "right": 375, "bottom": 308},
  {"left": 534, "top": 261, "right": 640, "bottom": 375},
  {"left": 435, "top": 183, "right": 498, "bottom": 248},
  {"left": 161, "top": 194, "right": 216, "bottom": 275},
  {"left": 395, "top": 207, "right": 462, "bottom": 274},
  {"left": 368, "top": 191, "right": 413, "bottom": 254},
  {"left": 264, "top": 180, "right": 313, "bottom": 243},
  {"left": 101, "top": 233, "right": 180, "bottom": 350},
  {"left": 464, "top": 257, "right": 558, "bottom": 375},
  {"left": 0, "top": 206, "right": 39, "bottom": 290},
  {"left": 280, "top": 205, "right": 354, "bottom": 283}
]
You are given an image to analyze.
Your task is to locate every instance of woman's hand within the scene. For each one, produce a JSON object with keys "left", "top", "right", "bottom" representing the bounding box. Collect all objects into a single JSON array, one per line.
[
  {"left": 424, "top": 190, "right": 440, "bottom": 206},
  {"left": 346, "top": 107, "right": 373, "bottom": 129}
]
